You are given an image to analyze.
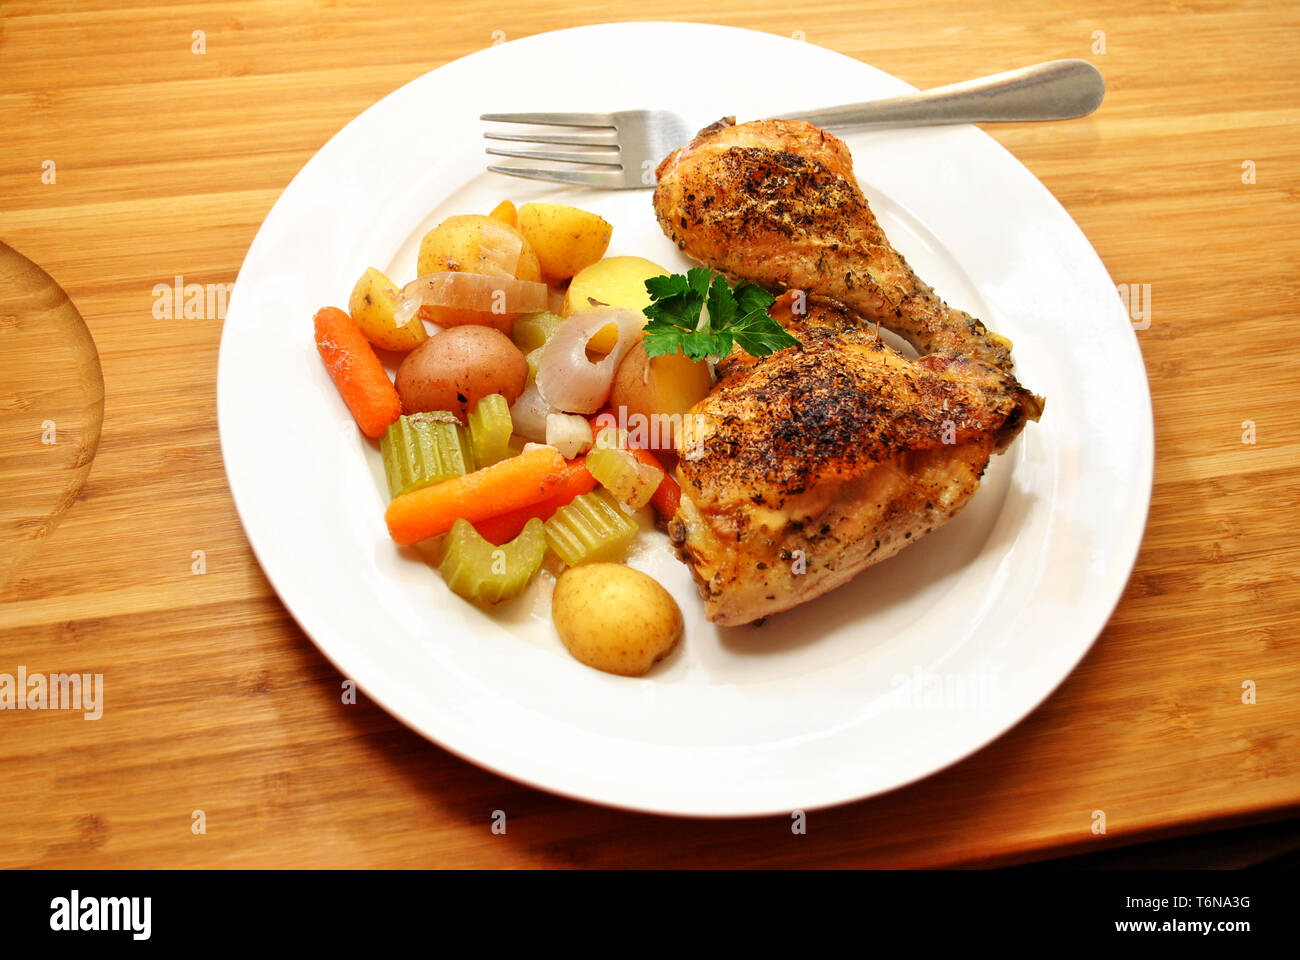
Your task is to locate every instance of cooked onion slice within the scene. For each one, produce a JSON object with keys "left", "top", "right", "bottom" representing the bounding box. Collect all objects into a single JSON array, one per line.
[
  {"left": 393, "top": 295, "right": 422, "bottom": 327},
  {"left": 535, "top": 307, "right": 645, "bottom": 415},
  {"left": 508, "top": 382, "right": 552, "bottom": 443},
  {"left": 546, "top": 413, "right": 593, "bottom": 459},
  {"left": 401, "top": 272, "right": 548, "bottom": 314}
]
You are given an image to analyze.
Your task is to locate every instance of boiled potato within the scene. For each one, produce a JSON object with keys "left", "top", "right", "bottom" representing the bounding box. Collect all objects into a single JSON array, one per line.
[
  {"left": 417, "top": 214, "right": 542, "bottom": 333},
  {"left": 348, "top": 267, "right": 428, "bottom": 353},
  {"left": 564, "top": 256, "right": 667, "bottom": 353},
  {"left": 564, "top": 255, "right": 666, "bottom": 315},
  {"left": 516, "top": 203, "right": 612, "bottom": 280},
  {"left": 395, "top": 326, "right": 527, "bottom": 421},
  {"left": 488, "top": 199, "right": 517, "bottom": 227},
  {"left": 418, "top": 214, "right": 541, "bottom": 280},
  {"left": 609, "top": 343, "right": 713, "bottom": 451},
  {"left": 552, "top": 563, "right": 682, "bottom": 676}
]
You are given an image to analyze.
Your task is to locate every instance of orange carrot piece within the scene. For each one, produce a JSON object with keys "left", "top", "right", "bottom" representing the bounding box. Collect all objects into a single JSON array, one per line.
[
  {"left": 385, "top": 446, "right": 567, "bottom": 545},
  {"left": 314, "top": 306, "right": 401, "bottom": 439},
  {"left": 472, "top": 457, "right": 596, "bottom": 545}
]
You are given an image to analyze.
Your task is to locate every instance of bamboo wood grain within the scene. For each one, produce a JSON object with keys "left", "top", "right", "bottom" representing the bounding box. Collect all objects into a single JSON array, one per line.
[{"left": 1, "top": 0, "right": 1297, "bottom": 867}]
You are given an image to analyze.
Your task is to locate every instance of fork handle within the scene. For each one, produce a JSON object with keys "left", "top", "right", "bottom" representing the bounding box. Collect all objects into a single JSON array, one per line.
[{"left": 774, "top": 59, "right": 1104, "bottom": 130}]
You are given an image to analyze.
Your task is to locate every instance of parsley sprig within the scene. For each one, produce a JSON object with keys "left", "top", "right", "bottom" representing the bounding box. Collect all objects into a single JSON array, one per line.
[{"left": 640, "top": 268, "right": 802, "bottom": 361}]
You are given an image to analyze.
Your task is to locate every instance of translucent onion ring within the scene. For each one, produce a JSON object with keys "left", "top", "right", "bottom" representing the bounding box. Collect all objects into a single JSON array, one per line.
[{"left": 535, "top": 307, "right": 645, "bottom": 415}]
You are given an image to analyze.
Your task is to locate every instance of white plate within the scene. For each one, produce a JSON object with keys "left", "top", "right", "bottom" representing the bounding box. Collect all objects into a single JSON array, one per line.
[{"left": 217, "top": 22, "right": 1153, "bottom": 817}]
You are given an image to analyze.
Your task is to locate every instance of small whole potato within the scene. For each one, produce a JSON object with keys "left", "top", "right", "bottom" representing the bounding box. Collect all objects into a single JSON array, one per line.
[
  {"left": 395, "top": 326, "right": 527, "bottom": 421},
  {"left": 417, "top": 214, "right": 541, "bottom": 282},
  {"left": 516, "top": 202, "right": 612, "bottom": 280},
  {"left": 552, "top": 564, "right": 682, "bottom": 677}
]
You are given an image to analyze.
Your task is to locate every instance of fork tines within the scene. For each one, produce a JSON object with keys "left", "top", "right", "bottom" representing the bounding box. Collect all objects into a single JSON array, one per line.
[{"left": 481, "top": 112, "right": 626, "bottom": 187}]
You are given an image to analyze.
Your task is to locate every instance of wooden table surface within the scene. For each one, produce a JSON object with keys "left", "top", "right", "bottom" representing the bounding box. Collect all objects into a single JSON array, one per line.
[{"left": 1, "top": 0, "right": 1298, "bottom": 868}]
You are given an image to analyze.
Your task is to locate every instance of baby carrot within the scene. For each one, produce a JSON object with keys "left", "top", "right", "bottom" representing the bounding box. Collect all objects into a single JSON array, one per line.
[
  {"left": 472, "top": 457, "right": 597, "bottom": 545},
  {"left": 386, "top": 446, "right": 568, "bottom": 545},
  {"left": 314, "top": 306, "right": 401, "bottom": 439}
]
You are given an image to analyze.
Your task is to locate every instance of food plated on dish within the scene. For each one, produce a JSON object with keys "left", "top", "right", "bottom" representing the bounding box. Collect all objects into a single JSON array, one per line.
[
  {"left": 312, "top": 116, "right": 1044, "bottom": 673},
  {"left": 218, "top": 21, "right": 1151, "bottom": 813}
]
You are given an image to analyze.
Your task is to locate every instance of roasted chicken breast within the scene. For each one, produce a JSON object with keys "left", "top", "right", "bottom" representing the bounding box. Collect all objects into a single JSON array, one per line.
[{"left": 653, "top": 118, "right": 1043, "bottom": 625}]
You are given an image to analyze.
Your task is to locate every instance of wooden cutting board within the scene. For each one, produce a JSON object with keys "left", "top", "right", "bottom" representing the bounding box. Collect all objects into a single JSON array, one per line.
[{"left": 1, "top": 0, "right": 1297, "bottom": 867}]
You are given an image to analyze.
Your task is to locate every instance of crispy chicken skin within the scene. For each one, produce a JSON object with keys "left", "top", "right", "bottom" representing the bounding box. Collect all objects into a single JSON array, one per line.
[
  {"left": 654, "top": 119, "right": 1043, "bottom": 625},
  {"left": 655, "top": 117, "right": 1014, "bottom": 371}
]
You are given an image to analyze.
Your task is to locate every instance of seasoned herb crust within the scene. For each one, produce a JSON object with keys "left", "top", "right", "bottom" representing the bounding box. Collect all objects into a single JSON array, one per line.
[{"left": 656, "top": 117, "right": 1015, "bottom": 370}]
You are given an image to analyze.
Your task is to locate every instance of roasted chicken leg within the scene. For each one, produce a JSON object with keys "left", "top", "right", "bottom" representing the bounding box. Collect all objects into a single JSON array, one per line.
[{"left": 653, "top": 118, "right": 1043, "bottom": 625}]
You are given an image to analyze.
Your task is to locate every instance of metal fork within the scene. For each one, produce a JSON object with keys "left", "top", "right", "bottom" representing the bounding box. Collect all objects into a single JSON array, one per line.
[{"left": 482, "top": 59, "right": 1104, "bottom": 189}]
